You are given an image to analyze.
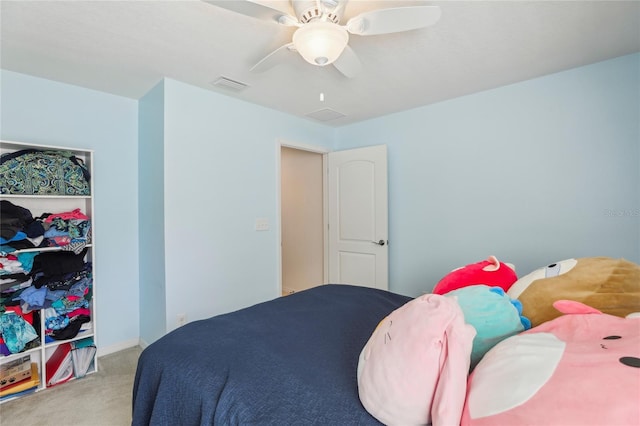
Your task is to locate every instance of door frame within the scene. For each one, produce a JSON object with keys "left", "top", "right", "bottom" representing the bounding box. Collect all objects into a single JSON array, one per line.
[{"left": 276, "top": 138, "right": 330, "bottom": 296}]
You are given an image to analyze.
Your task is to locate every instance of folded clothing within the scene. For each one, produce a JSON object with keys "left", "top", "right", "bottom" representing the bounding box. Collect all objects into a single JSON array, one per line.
[{"left": 31, "top": 249, "right": 87, "bottom": 277}]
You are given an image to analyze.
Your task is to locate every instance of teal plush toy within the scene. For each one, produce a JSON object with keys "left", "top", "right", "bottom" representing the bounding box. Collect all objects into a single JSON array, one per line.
[{"left": 445, "top": 285, "right": 531, "bottom": 369}]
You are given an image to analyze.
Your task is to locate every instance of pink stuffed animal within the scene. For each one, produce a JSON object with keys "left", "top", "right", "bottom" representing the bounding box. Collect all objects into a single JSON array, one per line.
[
  {"left": 357, "top": 294, "right": 476, "bottom": 426},
  {"left": 461, "top": 300, "right": 640, "bottom": 426},
  {"left": 433, "top": 256, "right": 517, "bottom": 295}
]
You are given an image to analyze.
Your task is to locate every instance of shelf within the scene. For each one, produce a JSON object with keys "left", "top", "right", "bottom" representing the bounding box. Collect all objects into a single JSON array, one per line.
[
  {"left": 1, "top": 244, "right": 93, "bottom": 255},
  {"left": 0, "top": 140, "right": 94, "bottom": 156},
  {"left": 44, "top": 332, "right": 94, "bottom": 349},
  {"left": 0, "top": 140, "right": 97, "bottom": 404},
  {"left": 0, "top": 194, "right": 91, "bottom": 199},
  {"left": 0, "top": 346, "right": 42, "bottom": 361}
]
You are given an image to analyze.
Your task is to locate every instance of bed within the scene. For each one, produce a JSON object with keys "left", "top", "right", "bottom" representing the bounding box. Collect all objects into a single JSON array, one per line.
[
  {"left": 132, "top": 258, "right": 640, "bottom": 426},
  {"left": 132, "top": 284, "right": 411, "bottom": 425}
]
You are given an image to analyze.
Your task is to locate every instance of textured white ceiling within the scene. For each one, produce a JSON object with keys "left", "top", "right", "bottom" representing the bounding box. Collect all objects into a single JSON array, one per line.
[{"left": 1, "top": 0, "right": 639, "bottom": 127}]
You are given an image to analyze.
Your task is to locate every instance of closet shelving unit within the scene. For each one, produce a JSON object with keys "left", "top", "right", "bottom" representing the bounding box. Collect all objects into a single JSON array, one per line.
[{"left": 0, "top": 140, "right": 97, "bottom": 403}]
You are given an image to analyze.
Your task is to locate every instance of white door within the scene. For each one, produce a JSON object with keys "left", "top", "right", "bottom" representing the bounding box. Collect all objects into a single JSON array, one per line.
[{"left": 328, "top": 145, "right": 388, "bottom": 290}]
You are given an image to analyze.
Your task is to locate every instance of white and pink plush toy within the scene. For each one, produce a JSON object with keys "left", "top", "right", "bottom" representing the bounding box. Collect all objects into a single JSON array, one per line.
[
  {"left": 461, "top": 300, "right": 640, "bottom": 426},
  {"left": 358, "top": 294, "right": 476, "bottom": 426}
]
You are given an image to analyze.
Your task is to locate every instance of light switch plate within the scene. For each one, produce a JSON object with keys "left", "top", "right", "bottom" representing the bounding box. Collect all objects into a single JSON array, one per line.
[{"left": 255, "top": 218, "right": 269, "bottom": 231}]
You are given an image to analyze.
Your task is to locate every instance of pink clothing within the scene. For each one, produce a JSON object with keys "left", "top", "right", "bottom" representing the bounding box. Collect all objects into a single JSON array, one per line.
[
  {"left": 44, "top": 208, "right": 88, "bottom": 223},
  {"left": 67, "top": 308, "right": 91, "bottom": 318}
]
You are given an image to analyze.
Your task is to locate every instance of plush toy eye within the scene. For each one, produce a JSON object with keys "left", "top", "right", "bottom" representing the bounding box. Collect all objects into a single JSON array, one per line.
[
  {"left": 619, "top": 357, "right": 640, "bottom": 368},
  {"left": 603, "top": 336, "right": 622, "bottom": 340},
  {"left": 545, "top": 263, "right": 561, "bottom": 278}
]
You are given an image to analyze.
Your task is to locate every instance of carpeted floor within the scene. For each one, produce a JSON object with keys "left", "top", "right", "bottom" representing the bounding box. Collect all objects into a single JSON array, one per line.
[{"left": 0, "top": 346, "right": 141, "bottom": 426}]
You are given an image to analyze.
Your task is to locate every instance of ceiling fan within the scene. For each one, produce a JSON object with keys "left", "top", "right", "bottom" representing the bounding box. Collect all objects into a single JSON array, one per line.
[{"left": 204, "top": 0, "right": 441, "bottom": 78}]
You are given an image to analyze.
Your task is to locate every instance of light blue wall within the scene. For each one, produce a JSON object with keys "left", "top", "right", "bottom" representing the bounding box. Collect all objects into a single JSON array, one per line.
[
  {"left": 138, "top": 81, "right": 167, "bottom": 345},
  {"left": 0, "top": 70, "right": 140, "bottom": 351},
  {"left": 2, "top": 52, "right": 638, "bottom": 349},
  {"left": 336, "top": 53, "right": 640, "bottom": 297},
  {"left": 161, "top": 78, "right": 333, "bottom": 331}
]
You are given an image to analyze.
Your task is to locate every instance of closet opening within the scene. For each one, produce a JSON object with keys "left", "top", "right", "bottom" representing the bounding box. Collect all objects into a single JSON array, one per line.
[{"left": 278, "top": 142, "right": 328, "bottom": 296}]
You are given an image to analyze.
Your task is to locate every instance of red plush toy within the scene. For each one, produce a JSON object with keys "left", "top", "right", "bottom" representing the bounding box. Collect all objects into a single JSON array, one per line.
[{"left": 433, "top": 256, "right": 517, "bottom": 295}]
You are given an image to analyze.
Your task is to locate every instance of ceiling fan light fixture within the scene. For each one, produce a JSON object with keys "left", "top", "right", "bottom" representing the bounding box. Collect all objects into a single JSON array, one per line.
[{"left": 293, "top": 21, "right": 349, "bottom": 66}]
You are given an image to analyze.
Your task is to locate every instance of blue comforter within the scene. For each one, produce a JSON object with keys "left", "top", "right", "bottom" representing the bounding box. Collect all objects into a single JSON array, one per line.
[{"left": 132, "top": 284, "right": 412, "bottom": 425}]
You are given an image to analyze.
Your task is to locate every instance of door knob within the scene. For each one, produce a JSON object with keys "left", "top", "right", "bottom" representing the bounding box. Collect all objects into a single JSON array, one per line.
[{"left": 372, "top": 240, "right": 386, "bottom": 246}]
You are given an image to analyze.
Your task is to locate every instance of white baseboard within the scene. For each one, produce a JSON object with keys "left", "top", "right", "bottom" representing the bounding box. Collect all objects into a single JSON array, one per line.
[{"left": 96, "top": 338, "right": 140, "bottom": 357}]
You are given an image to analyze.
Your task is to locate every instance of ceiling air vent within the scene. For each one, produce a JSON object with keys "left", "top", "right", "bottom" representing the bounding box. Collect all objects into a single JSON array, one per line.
[
  {"left": 305, "top": 108, "right": 346, "bottom": 122},
  {"left": 211, "top": 77, "right": 249, "bottom": 92}
]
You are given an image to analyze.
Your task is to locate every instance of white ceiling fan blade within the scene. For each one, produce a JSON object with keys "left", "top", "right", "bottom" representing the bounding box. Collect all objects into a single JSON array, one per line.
[
  {"left": 346, "top": 5, "right": 441, "bottom": 36},
  {"left": 203, "top": 0, "right": 298, "bottom": 26},
  {"left": 250, "top": 43, "right": 296, "bottom": 73},
  {"left": 332, "top": 45, "right": 361, "bottom": 78}
]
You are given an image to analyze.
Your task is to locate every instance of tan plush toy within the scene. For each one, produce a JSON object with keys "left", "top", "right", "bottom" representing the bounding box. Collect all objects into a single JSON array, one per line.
[{"left": 507, "top": 257, "right": 640, "bottom": 327}]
